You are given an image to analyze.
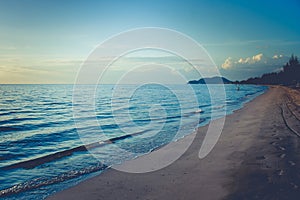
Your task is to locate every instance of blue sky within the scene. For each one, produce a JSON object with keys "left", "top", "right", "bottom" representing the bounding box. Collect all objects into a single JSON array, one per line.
[{"left": 0, "top": 0, "right": 299, "bottom": 83}]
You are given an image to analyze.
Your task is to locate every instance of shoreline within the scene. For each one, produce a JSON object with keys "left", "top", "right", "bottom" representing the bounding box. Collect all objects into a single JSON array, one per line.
[{"left": 47, "top": 86, "right": 300, "bottom": 200}]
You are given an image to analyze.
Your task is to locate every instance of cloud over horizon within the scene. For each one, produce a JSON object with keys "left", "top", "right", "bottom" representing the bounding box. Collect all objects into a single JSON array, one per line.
[
  {"left": 221, "top": 53, "right": 287, "bottom": 70},
  {"left": 222, "top": 53, "right": 263, "bottom": 69},
  {"left": 220, "top": 53, "right": 290, "bottom": 80}
]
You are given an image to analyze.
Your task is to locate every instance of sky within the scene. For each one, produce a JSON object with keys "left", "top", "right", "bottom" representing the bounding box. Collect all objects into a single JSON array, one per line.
[{"left": 0, "top": 0, "right": 299, "bottom": 83}]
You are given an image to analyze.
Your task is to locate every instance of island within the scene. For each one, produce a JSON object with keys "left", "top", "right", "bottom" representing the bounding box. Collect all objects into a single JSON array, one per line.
[{"left": 187, "top": 76, "right": 233, "bottom": 84}]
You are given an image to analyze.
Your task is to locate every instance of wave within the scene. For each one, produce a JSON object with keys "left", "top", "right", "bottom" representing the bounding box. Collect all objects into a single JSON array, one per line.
[
  {"left": 0, "top": 127, "right": 20, "bottom": 132},
  {"left": 1, "top": 145, "right": 88, "bottom": 170},
  {"left": 0, "top": 117, "right": 44, "bottom": 125},
  {"left": 0, "top": 129, "right": 152, "bottom": 171},
  {"left": 41, "top": 102, "right": 71, "bottom": 106},
  {"left": 0, "top": 163, "right": 107, "bottom": 198},
  {"left": 0, "top": 119, "right": 74, "bottom": 134},
  {"left": 0, "top": 110, "right": 35, "bottom": 116},
  {"left": 0, "top": 128, "right": 77, "bottom": 153},
  {"left": 198, "top": 104, "right": 211, "bottom": 109}
]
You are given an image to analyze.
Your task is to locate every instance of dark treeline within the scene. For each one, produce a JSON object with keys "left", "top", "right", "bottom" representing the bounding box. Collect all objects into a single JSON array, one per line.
[{"left": 236, "top": 54, "right": 300, "bottom": 86}]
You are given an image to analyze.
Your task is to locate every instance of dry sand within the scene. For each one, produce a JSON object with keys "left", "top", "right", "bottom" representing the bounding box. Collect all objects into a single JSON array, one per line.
[{"left": 47, "top": 86, "right": 300, "bottom": 200}]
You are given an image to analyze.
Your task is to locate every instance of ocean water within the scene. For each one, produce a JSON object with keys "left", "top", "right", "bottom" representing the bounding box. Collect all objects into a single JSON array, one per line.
[{"left": 0, "top": 84, "right": 267, "bottom": 199}]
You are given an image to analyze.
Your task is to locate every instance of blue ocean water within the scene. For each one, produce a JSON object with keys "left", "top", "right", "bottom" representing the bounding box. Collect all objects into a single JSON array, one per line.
[{"left": 0, "top": 84, "right": 267, "bottom": 199}]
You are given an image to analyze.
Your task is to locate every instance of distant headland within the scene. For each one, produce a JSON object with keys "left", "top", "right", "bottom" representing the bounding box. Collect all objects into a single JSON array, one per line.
[{"left": 188, "top": 76, "right": 232, "bottom": 84}]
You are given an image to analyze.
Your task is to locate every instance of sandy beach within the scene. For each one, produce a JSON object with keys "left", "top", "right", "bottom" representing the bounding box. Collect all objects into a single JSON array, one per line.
[{"left": 47, "top": 86, "right": 300, "bottom": 200}]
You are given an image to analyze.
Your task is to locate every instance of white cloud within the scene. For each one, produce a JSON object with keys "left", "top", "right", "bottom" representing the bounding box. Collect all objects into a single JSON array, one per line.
[
  {"left": 272, "top": 54, "right": 283, "bottom": 59},
  {"left": 252, "top": 53, "right": 263, "bottom": 62},
  {"left": 222, "top": 53, "right": 265, "bottom": 70},
  {"left": 237, "top": 57, "right": 251, "bottom": 64},
  {"left": 221, "top": 57, "right": 233, "bottom": 69}
]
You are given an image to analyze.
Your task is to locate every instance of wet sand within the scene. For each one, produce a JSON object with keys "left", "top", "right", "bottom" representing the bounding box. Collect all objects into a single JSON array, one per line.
[{"left": 48, "top": 86, "right": 300, "bottom": 200}]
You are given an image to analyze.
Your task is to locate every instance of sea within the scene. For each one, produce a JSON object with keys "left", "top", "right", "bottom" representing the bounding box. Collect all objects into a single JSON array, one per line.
[{"left": 0, "top": 84, "right": 267, "bottom": 199}]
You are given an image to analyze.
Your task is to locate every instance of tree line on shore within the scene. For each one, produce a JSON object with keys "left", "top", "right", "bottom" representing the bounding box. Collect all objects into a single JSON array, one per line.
[{"left": 235, "top": 54, "right": 300, "bottom": 86}]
